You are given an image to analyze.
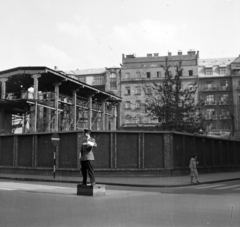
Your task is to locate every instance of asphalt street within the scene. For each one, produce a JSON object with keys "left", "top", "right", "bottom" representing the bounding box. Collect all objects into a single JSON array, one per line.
[{"left": 0, "top": 179, "right": 240, "bottom": 227}]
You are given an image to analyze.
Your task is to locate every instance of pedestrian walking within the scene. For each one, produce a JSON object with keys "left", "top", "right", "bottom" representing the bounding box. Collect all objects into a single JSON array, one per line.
[
  {"left": 79, "top": 129, "right": 97, "bottom": 186},
  {"left": 189, "top": 155, "right": 200, "bottom": 184}
]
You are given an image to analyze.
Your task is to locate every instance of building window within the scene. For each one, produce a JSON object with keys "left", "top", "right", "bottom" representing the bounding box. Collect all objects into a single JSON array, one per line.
[
  {"left": 222, "top": 122, "right": 231, "bottom": 130},
  {"left": 206, "top": 109, "right": 215, "bottom": 116},
  {"left": 125, "top": 73, "right": 130, "bottom": 79},
  {"left": 144, "top": 86, "right": 152, "bottom": 95},
  {"left": 206, "top": 95, "right": 214, "bottom": 102},
  {"left": 125, "top": 115, "right": 131, "bottom": 123},
  {"left": 110, "top": 73, "right": 117, "bottom": 89},
  {"left": 220, "top": 109, "right": 230, "bottom": 118},
  {"left": 220, "top": 80, "right": 228, "bottom": 90},
  {"left": 205, "top": 68, "right": 213, "bottom": 75},
  {"left": 136, "top": 71, "right": 141, "bottom": 78},
  {"left": 125, "top": 87, "right": 131, "bottom": 95},
  {"left": 157, "top": 71, "right": 161, "bottom": 77},
  {"left": 220, "top": 67, "right": 226, "bottom": 75},
  {"left": 207, "top": 122, "right": 216, "bottom": 131},
  {"left": 135, "top": 101, "right": 141, "bottom": 110},
  {"left": 205, "top": 81, "right": 214, "bottom": 90},
  {"left": 189, "top": 70, "right": 193, "bottom": 76},
  {"left": 135, "top": 86, "right": 141, "bottom": 95},
  {"left": 179, "top": 70, "right": 182, "bottom": 77},
  {"left": 125, "top": 101, "right": 131, "bottom": 109},
  {"left": 206, "top": 109, "right": 215, "bottom": 119},
  {"left": 146, "top": 72, "right": 151, "bottom": 78},
  {"left": 94, "top": 75, "right": 105, "bottom": 85},
  {"left": 78, "top": 76, "right": 86, "bottom": 83},
  {"left": 135, "top": 115, "right": 141, "bottom": 123},
  {"left": 219, "top": 94, "right": 229, "bottom": 103}
]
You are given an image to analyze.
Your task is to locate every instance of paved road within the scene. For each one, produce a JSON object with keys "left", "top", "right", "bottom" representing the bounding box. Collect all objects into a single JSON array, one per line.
[{"left": 0, "top": 180, "right": 240, "bottom": 227}]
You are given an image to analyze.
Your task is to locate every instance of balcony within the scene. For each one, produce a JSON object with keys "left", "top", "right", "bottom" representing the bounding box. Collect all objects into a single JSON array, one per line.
[
  {"left": 200, "top": 86, "right": 219, "bottom": 92},
  {"left": 218, "top": 101, "right": 231, "bottom": 105},
  {"left": 219, "top": 115, "right": 231, "bottom": 120},
  {"left": 204, "top": 115, "right": 217, "bottom": 120},
  {"left": 200, "top": 85, "right": 231, "bottom": 92},
  {"left": 219, "top": 86, "right": 230, "bottom": 91},
  {"left": 204, "top": 101, "right": 217, "bottom": 106}
]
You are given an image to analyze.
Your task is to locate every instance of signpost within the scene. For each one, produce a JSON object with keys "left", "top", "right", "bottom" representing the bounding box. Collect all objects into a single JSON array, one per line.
[{"left": 51, "top": 133, "right": 60, "bottom": 179}]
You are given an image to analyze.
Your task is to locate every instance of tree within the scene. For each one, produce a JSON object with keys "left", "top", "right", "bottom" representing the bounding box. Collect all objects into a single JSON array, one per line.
[{"left": 143, "top": 58, "right": 204, "bottom": 133}]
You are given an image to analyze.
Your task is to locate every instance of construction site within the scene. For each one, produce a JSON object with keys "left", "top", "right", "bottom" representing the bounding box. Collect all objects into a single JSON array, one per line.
[{"left": 0, "top": 66, "right": 121, "bottom": 134}]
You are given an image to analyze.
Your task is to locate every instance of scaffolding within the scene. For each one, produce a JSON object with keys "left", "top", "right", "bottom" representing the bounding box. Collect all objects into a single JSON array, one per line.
[{"left": 0, "top": 67, "right": 121, "bottom": 134}]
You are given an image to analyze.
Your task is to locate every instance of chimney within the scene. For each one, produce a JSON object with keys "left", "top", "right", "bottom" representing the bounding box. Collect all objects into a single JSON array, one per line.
[
  {"left": 154, "top": 53, "right": 159, "bottom": 57},
  {"left": 187, "top": 50, "right": 196, "bottom": 56},
  {"left": 147, "top": 53, "right": 153, "bottom": 57},
  {"left": 54, "top": 66, "right": 58, "bottom": 70},
  {"left": 178, "top": 50, "right": 182, "bottom": 55},
  {"left": 168, "top": 52, "right": 172, "bottom": 56}
]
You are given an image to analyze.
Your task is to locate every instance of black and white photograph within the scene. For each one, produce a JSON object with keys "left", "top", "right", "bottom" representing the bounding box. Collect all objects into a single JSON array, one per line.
[{"left": 0, "top": 0, "right": 240, "bottom": 226}]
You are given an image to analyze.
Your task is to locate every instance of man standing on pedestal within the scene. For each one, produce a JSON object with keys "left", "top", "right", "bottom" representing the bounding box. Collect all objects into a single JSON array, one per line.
[{"left": 79, "top": 129, "right": 97, "bottom": 185}]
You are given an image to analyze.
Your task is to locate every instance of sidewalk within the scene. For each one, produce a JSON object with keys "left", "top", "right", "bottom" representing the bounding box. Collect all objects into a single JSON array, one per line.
[{"left": 0, "top": 171, "right": 239, "bottom": 187}]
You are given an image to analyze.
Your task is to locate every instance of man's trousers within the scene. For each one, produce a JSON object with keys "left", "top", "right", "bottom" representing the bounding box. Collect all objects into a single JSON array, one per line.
[{"left": 80, "top": 160, "right": 95, "bottom": 185}]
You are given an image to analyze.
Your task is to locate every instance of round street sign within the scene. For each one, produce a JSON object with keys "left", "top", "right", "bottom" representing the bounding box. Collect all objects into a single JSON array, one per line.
[{"left": 51, "top": 133, "right": 60, "bottom": 146}]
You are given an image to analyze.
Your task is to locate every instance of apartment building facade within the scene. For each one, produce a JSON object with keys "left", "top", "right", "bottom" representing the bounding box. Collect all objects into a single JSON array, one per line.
[
  {"left": 231, "top": 55, "right": 240, "bottom": 134},
  {"left": 198, "top": 58, "right": 236, "bottom": 136},
  {"left": 64, "top": 52, "right": 240, "bottom": 137},
  {"left": 120, "top": 51, "right": 199, "bottom": 127}
]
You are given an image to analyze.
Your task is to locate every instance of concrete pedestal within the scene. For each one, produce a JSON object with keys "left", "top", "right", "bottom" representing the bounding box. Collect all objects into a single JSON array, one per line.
[{"left": 77, "top": 184, "right": 106, "bottom": 196}]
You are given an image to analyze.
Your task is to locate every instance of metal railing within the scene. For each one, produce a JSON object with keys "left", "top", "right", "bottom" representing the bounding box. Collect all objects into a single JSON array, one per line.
[{"left": 199, "top": 85, "right": 231, "bottom": 92}]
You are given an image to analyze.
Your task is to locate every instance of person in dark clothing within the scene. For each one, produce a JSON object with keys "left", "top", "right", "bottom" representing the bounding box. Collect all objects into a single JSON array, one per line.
[{"left": 79, "top": 129, "right": 97, "bottom": 185}]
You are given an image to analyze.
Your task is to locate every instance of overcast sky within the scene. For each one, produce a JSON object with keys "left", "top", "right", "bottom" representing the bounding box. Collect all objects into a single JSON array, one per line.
[{"left": 0, "top": 0, "right": 239, "bottom": 71}]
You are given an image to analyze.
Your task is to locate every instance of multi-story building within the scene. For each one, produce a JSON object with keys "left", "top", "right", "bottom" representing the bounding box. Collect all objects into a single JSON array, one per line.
[
  {"left": 198, "top": 58, "right": 236, "bottom": 136},
  {"left": 120, "top": 51, "right": 199, "bottom": 127},
  {"left": 63, "top": 52, "right": 240, "bottom": 137},
  {"left": 231, "top": 55, "right": 240, "bottom": 135},
  {"left": 64, "top": 67, "right": 121, "bottom": 96}
]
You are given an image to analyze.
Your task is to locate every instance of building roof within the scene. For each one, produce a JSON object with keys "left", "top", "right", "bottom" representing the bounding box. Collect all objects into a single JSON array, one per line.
[
  {"left": 123, "top": 54, "right": 197, "bottom": 63},
  {"left": 0, "top": 66, "right": 121, "bottom": 102},
  {"left": 199, "top": 58, "right": 235, "bottom": 66},
  {"left": 232, "top": 55, "right": 240, "bottom": 63},
  {"left": 122, "top": 52, "right": 199, "bottom": 68},
  {"left": 65, "top": 68, "right": 106, "bottom": 76},
  {"left": 231, "top": 55, "right": 240, "bottom": 69}
]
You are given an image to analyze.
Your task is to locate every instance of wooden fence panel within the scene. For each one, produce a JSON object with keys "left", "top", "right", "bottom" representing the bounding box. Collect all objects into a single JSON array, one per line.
[
  {"left": 0, "top": 136, "right": 14, "bottom": 166},
  {"left": 18, "top": 135, "right": 33, "bottom": 167},
  {"left": 93, "top": 132, "right": 111, "bottom": 169},
  {"left": 116, "top": 133, "right": 138, "bottom": 168},
  {"left": 37, "top": 134, "right": 53, "bottom": 168},
  {"left": 173, "top": 134, "right": 183, "bottom": 168},
  {"left": 144, "top": 133, "right": 164, "bottom": 168},
  {"left": 58, "top": 133, "right": 77, "bottom": 169}
]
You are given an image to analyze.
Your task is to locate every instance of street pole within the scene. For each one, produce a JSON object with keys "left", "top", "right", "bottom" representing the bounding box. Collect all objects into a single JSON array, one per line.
[
  {"left": 51, "top": 133, "right": 60, "bottom": 179},
  {"left": 53, "top": 145, "right": 56, "bottom": 179}
]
